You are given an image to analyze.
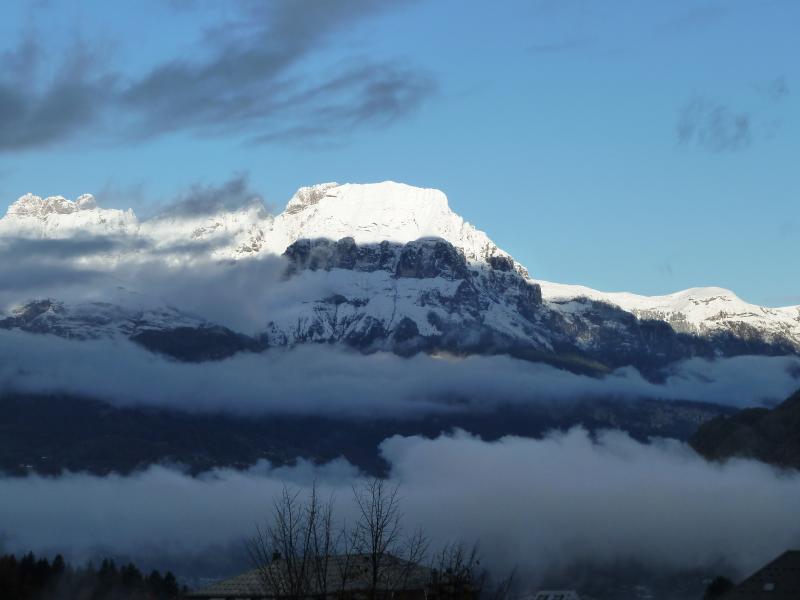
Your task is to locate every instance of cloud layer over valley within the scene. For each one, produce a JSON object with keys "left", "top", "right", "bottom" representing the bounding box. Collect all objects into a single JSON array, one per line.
[
  {"left": 2, "top": 429, "right": 799, "bottom": 588},
  {"left": 0, "top": 330, "right": 797, "bottom": 417}
]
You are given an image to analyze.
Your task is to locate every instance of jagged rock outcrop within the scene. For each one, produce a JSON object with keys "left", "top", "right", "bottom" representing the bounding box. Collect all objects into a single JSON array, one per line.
[{"left": 263, "top": 236, "right": 545, "bottom": 357}]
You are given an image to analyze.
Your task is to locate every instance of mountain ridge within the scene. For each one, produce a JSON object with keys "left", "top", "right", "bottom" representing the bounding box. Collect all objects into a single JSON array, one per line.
[{"left": 1, "top": 182, "right": 798, "bottom": 368}]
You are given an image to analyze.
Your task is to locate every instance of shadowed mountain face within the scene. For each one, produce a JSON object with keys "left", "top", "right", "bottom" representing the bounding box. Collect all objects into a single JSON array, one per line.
[{"left": 690, "top": 389, "right": 800, "bottom": 470}]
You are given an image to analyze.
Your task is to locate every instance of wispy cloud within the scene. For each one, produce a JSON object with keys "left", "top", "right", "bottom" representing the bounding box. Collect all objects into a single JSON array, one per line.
[
  {"left": 676, "top": 76, "right": 791, "bottom": 153},
  {"left": 0, "top": 35, "right": 116, "bottom": 151},
  {"left": 756, "top": 76, "right": 790, "bottom": 102},
  {"left": 155, "top": 173, "right": 266, "bottom": 218},
  {"left": 677, "top": 96, "right": 752, "bottom": 152},
  {"left": 0, "top": 1, "right": 435, "bottom": 152}
]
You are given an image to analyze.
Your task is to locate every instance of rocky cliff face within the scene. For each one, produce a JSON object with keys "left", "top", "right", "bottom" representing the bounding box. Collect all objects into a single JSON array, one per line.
[{"left": 261, "top": 236, "right": 545, "bottom": 356}]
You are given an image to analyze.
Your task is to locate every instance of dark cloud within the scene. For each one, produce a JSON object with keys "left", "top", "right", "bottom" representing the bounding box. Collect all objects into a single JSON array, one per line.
[
  {"left": 0, "top": 1, "right": 434, "bottom": 151},
  {"left": 1, "top": 429, "right": 800, "bottom": 587},
  {"left": 119, "top": 0, "right": 434, "bottom": 145},
  {"left": 0, "top": 36, "right": 115, "bottom": 151},
  {"left": 155, "top": 173, "right": 266, "bottom": 218},
  {"left": 0, "top": 264, "right": 102, "bottom": 292},
  {"left": 119, "top": 256, "right": 288, "bottom": 332},
  {"left": 249, "top": 63, "right": 436, "bottom": 145},
  {"left": 676, "top": 96, "right": 752, "bottom": 152},
  {"left": 0, "top": 235, "right": 143, "bottom": 293},
  {"left": 0, "top": 235, "right": 144, "bottom": 259}
]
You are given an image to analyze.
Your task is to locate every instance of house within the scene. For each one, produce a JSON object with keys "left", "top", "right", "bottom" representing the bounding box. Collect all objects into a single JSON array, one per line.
[
  {"left": 187, "top": 554, "right": 438, "bottom": 600},
  {"left": 723, "top": 550, "right": 800, "bottom": 599}
]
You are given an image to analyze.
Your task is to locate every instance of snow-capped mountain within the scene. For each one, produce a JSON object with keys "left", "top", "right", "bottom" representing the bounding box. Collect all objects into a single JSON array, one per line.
[
  {"left": 1, "top": 182, "right": 798, "bottom": 370},
  {"left": 270, "top": 182, "right": 525, "bottom": 273},
  {"left": 540, "top": 282, "right": 800, "bottom": 354}
]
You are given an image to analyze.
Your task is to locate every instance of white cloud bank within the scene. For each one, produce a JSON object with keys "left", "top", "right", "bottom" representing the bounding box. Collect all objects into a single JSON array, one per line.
[
  {"left": 1, "top": 429, "right": 799, "bottom": 587},
  {"left": 0, "top": 329, "right": 797, "bottom": 417}
]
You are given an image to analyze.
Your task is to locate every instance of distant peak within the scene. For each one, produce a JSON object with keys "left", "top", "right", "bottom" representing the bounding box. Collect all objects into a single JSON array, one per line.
[{"left": 7, "top": 193, "right": 97, "bottom": 218}]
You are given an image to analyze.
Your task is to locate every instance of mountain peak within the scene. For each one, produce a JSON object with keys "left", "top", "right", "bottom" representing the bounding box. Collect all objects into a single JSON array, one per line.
[
  {"left": 274, "top": 181, "right": 521, "bottom": 271},
  {"left": 1, "top": 193, "right": 138, "bottom": 239},
  {"left": 7, "top": 193, "right": 97, "bottom": 218}
]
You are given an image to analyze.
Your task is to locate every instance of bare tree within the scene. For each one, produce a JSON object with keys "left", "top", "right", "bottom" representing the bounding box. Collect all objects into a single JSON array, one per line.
[
  {"left": 248, "top": 480, "right": 514, "bottom": 600},
  {"left": 432, "top": 542, "right": 485, "bottom": 599},
  {"left": 331, "top": 517, "right": 359, "bottom": 598},
  {"left": 247, "top": 482, "right": 338, "bottom": 600},
  {"left": 432, "top": 543, "right": 516, "bottom": 600},
  {"left": 351, "top": 478, "right": 428, "bottom": 599}
]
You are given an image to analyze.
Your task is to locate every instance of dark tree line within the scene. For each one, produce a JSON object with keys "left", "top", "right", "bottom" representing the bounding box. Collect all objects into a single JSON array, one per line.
[{"left": 0, "top": 552, "right": 182, "bottom": 600}]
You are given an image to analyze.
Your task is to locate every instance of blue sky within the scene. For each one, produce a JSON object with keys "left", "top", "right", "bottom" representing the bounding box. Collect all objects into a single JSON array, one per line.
[{"left": 0, "top": 0, "right": 797, "bottom": 306}]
